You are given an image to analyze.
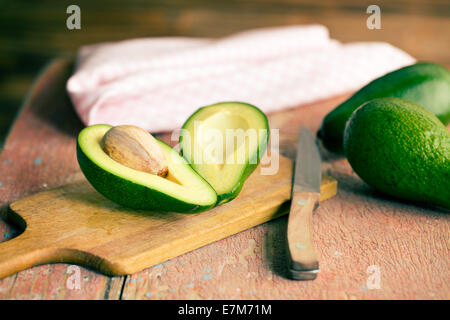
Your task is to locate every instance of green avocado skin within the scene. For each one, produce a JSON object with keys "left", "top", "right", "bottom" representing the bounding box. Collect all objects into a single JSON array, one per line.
[
  {"left": 76, "top": 143, "right": 215, "bottom": 213},
  {"left": 343, "top": 97, "right": 450, "bottom": 210},
  {"left": 319, "top": 62, "right": 450, "bottom": 153}
]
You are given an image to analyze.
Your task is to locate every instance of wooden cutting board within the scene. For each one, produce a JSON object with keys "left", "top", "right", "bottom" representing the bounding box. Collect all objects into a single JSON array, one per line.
[{"left": 0, "top": 152, "right": 337, "bottom": 279}]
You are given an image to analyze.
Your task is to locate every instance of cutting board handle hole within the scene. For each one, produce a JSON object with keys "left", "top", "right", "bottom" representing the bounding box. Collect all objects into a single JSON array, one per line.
[{"left": 2, "top": 206, "right": 27, "bottom": 242}]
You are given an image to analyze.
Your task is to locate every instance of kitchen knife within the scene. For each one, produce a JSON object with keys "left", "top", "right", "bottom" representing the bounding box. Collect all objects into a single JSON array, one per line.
[{"left": 286, "top": 126, "right": 322, "bottom": 280}]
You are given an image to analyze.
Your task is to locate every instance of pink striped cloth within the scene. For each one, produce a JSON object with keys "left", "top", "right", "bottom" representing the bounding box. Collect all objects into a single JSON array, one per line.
[{"left": 67, "top": 25, "right": 415, "bottom": 133}]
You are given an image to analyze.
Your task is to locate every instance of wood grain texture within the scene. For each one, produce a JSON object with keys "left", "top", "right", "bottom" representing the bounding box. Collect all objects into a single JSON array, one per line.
[
  {"left": 1, "top": 0, "right": 449, "bottom": 146},
  {"left": 0, "top": 60, "right": 124, "bottom": 300},
  {"left": 2, "top": 157, "right": 336, "bottom": 279},
  {"left": 286, "top": 192, "right": 321, "bottom": 279},
  {"left": 0, "top": 59, "right": 449, "bottom": 299}
]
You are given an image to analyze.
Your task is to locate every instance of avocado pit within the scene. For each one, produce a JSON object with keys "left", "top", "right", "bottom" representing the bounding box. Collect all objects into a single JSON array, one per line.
[{"left": 101, "top": 125, "right": 168, "bottom": 177}]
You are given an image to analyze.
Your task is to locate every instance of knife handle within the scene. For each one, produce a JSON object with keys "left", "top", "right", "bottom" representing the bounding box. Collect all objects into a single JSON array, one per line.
[{"left": 286, "top": 191, "right": 320, "bottom": 280}]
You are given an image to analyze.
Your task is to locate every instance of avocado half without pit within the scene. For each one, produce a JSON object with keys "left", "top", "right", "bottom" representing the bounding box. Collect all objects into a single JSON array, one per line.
[
  {"left": 180, "top": 102, "right": 269, "bottom": 204},
  {"left": 76, "top": 102, "right": 269, "bottom": 212},
  {"left": 77, "top": 124, "right": 217, "bottom": 213}
]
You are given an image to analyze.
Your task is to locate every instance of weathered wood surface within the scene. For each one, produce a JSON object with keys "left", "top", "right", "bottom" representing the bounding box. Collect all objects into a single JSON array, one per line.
[
  {"left": 2, "top": 156, "right": 336, "bottom": 280},
  {"left": 1, "top": 60, "right": 449, "bottom": 299},
  {"left": 2, "top": 1, "right": 450, "bottom": 146},
  {"left": 0, "top": 61, "right": 124, "bottom": 299}
]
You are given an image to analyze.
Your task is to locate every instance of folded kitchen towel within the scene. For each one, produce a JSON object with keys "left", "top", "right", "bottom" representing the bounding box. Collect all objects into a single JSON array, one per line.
[{"left": 67, "top": 25, "right": 415, "bottom": 132}]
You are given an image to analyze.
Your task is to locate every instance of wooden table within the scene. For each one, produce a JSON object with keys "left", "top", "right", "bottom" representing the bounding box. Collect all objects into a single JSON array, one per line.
[{"left": 0, "top": 59, "right": 448, "bottom": 300}]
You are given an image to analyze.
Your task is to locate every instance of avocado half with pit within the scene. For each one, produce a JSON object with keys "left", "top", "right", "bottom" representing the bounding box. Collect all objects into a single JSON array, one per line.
[
  {"left": 180, "top": 102, "right": 269, "bottom": 204},
  {"left": 77, "top": 124, "right": 217, "bottom": 213}
]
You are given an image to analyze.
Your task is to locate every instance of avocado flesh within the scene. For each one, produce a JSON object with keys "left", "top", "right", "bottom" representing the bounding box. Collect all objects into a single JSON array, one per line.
[
  {"left": 180, "top": 102, "right": 269, "bottom": 204},
  {"left": 319, "top": 62, "right": 450, "bottom": 153},
  {"left": 77, "top": 124, "right": 217, "bottom": 212},
  {"left": 343, "top": 98, "right": 450, "bottom": 209}
]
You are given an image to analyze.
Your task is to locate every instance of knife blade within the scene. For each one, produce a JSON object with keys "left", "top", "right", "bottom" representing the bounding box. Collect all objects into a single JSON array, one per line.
[{"left": 286, "top": 126, "right": 322, "bottom": 280}]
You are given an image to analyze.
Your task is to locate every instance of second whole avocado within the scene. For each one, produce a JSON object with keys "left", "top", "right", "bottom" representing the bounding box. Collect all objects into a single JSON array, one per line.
[
  {"left": 319, "top": 62, "right": 450, "bottom": 153},
  {"left": 343, "top": 97, "right": 450, "bottom": 210}
]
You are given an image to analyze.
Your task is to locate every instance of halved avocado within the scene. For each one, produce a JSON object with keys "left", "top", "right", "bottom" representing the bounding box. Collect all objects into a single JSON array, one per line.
[
  {"left": 77, "top": 124, "right": 217, "bottom": 213},
  {"left": 179, "top": 102, "right": 269, "bottom": 204}
]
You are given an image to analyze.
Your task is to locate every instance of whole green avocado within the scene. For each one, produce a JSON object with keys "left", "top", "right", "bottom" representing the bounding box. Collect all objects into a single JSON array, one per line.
[
  {"left": 319, "top": 62, "right": 450, "bottom": 153},
  {"left": 343, "top": 98, "right": 450, "bottom": 210}
]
